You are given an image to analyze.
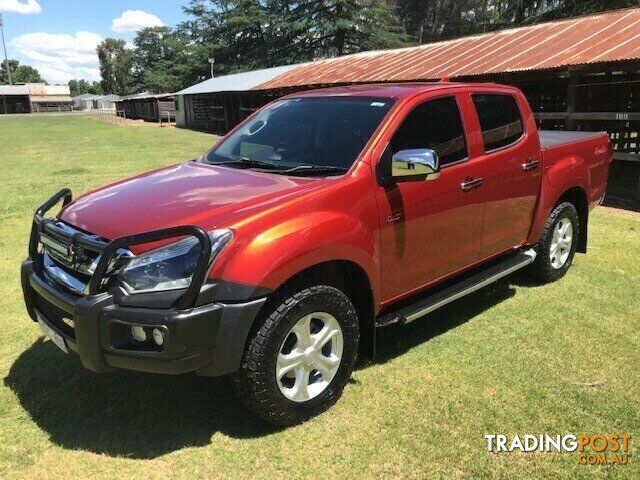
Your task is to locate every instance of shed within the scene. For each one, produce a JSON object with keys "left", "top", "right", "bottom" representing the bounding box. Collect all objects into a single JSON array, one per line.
[
  {"left": 0, "top": 85, "right": 30, "bottom": 114},
  {"left": 176, "top": 7, "right": 640, "bottom": 208},
  {"left": 1, "top": 84, "right": 72, "bottom": 113},
  {"left": 28, "top": 84, "right": 73, "bottom": 112},
  {"left": 175, "top": 64, "right": 304, "bottom": 133},
  {"left": 115, "top": 92, "right": 175, "bottom": 122},
  {"left": 93, "top": 94, "right": 121, "bottom": 110},
  {"left": 72, "top": 93, "right": 99, "bottom": 110}
]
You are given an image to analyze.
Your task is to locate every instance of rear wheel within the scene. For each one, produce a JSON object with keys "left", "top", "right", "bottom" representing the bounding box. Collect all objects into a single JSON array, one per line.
[
  {"left": 528, "top": 202, "right": 579, "bottom": 282},
  {"left": 231, "top": 285, "right": 359, "bottom": 426}
]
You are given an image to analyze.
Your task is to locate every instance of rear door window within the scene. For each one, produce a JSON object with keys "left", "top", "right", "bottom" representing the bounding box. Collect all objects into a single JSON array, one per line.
[{"left": 472, "top": 94, "right": 524, "bottom": 152}]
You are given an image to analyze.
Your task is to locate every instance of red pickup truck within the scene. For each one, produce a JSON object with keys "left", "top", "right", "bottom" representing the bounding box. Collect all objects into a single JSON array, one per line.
[{"left": 22, "top": 82, "right": 611, "bottom": 425}]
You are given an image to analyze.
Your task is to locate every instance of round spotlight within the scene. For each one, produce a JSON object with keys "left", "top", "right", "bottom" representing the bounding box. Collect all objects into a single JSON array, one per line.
[
  {"left": 152, "top": 328, "right": 164, "bottom": 346},
  {"left": 131, "top": 325, "right": 147, "bottom": 342}
]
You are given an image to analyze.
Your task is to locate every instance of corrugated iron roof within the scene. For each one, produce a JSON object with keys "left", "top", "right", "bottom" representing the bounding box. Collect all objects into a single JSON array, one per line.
[
  {"left": 257, "top": 7, "right": 640, "bottom": 90},
  {"left": 176, "top": 63, "right": 306, "bottom": 95}
]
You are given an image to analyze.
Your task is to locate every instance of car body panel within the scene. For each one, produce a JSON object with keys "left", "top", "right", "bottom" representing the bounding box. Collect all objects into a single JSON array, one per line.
[{"left": 53, "top": 82, "right": 611, "bottom": 314}]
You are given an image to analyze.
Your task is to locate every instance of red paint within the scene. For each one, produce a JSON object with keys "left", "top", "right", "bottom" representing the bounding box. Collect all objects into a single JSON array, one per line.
[{"left": 59, "top": 83, "right": 611, "bottom": 313}]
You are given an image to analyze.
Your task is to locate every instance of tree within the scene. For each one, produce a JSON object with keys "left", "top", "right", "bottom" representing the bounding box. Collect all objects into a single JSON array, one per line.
[
  {"left": 68, "top": 79, "right": 102, "bottom": 95},
  {"left": 0, "top": 59, "right": 19, "bottom": 84},
  {"left": 97, "top": 38, "right": 134, "bottom": 95},
  {"left": 68, "top": 79, "right": 91, "bottom": 96},
  {"left": 1, "top": 59, "right": 44, "bottom": 84},
  {"left": 13, "top": 65, "right": 44, "bottom": 83},
  {"left": 132, "top": 26, "right": 192, "bottom": 92},
  {"left": 395, "top": 1, "right": 640, "bottom": 43},
  {"left": 180, "top": 0, "right": 410, "bottom": 78},
  {"left": 303, "top": 0, "right": 409, "bottom": 57}
]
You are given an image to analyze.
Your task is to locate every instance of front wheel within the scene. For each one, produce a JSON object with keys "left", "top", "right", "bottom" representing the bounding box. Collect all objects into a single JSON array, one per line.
[
  {"left": 527, "top": 201, "right": 579, "bottom": 282},
  {"left": 231, "top": 285, "right": 359, "bottom": 426}
]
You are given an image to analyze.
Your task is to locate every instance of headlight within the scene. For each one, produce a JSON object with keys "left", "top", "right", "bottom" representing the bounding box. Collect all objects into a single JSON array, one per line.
[{"left": 119, "top": 229, "right": 233, "bottom": 294}]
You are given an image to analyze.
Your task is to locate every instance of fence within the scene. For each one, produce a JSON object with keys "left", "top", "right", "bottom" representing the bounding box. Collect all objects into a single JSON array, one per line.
[{"left": 91, "top": 109, "right": 127, "bottom": 125}]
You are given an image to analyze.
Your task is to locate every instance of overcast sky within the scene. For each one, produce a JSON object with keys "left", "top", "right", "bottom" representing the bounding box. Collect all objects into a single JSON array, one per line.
[{"left": 0, "top": 0, "right": 188, "bottom": 83}]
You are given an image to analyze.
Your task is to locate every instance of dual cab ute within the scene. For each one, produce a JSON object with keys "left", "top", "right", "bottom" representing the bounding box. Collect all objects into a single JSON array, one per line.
[{"left": 21, "top": 82, "right": 611, "bottom": 425}]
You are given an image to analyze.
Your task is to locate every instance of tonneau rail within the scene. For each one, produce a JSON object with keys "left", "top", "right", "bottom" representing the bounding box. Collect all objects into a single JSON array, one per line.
[{"left": 538, "top": 130, "right": 608, "bottom": 149}]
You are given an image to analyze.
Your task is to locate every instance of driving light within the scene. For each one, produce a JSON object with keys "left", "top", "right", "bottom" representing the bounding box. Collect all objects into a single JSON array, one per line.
[
  {"left": 119, "top": 229, "right": 233, "bottom": 294},
  {"left": 131, "top": 325, "right": 147, "bottom": 342},
  {"left": 152, "top": 328, "right": 164, "bottom": 346}
]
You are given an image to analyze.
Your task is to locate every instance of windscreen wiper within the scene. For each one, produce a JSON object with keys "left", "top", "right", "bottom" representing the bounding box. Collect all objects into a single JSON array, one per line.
[
  {"left": 211, "top": 156, "right": 281, "bottom": 170},
  {"left": 274, "top": 165, "right": 348, "bottom": 175}
]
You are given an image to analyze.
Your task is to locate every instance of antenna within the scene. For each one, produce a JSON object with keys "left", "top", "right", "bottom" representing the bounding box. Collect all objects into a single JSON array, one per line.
[{"left": 439, "top": 76, "right": 451, "bottom": 83}]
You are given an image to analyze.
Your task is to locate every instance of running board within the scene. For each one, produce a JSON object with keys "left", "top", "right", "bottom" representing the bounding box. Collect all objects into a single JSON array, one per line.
[{"left": 376, "top": 249, "right": 537, "bottom": 327}]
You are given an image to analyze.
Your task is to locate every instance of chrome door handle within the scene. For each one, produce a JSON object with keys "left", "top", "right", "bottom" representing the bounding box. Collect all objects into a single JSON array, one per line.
[
  {"left": 522, "top": 159, "right": 540, "bottom": 171},
  {"left": 387, "top": 213, "right": 402, "bottom": 223},
  {"left": 461, "top": 178, "right": 483, "bottom": 191}
]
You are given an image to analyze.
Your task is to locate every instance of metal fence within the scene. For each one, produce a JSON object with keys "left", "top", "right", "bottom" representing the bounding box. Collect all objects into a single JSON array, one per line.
[{"left": 91, "top": 109, "right": 127, "bottom": 125}]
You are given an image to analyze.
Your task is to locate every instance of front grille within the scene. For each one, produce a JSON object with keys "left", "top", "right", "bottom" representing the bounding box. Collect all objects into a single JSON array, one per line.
[
  {"left": 34, "top": 295, "right": 76, "bottom": 340},
  {"left": 37, "top": 220, "right": 125, "bottom": 295}
]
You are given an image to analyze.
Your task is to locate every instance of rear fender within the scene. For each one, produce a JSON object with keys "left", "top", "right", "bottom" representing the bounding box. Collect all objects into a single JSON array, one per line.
[{"left": 526, "top": 154, "right": 589, "bottom": 246}]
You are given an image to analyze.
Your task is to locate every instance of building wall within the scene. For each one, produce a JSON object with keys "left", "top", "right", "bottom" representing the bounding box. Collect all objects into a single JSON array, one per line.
[{"left": 176, "top": 96, "right": 186, "bottom": 127}]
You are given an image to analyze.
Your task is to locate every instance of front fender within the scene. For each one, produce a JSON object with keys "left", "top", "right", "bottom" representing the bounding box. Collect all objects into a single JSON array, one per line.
[{"left": 212, "top": 210, "right": 380, "bottom": 306}]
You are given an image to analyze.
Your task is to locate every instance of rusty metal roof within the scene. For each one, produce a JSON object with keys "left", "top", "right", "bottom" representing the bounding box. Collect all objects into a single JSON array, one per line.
[{"left": 257, "top": 7, "right": 640, "bottom": 90}]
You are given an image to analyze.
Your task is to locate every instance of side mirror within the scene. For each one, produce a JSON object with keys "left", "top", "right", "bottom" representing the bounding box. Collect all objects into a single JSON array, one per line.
[{"left": 391, "top": 148, "right": 440, "bottom": 182}]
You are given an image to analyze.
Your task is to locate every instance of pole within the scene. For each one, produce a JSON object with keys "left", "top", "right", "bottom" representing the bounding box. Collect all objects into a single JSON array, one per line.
[
  {"left": 208, "top": 58, "right": 215, "bottom": 79},
  {"left": 0, "top": 13, "right": 13, "bottom": 85}
]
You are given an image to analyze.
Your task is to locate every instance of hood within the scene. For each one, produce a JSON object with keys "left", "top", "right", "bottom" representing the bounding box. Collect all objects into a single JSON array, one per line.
[{"left": 60, "top": 161, "right": 322, "bottom": 240}]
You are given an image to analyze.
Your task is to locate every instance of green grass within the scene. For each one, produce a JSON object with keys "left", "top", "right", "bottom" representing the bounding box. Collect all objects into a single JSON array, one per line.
[{"left": 0, "top": 114, "right": 638, "bottom": 479}]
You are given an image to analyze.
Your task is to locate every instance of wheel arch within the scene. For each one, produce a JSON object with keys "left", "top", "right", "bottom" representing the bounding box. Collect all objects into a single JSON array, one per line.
[
  {"left": 248, "top": 259, "right": 377, "bottom": 361},
  {"left": 555, "top": 186, "right": 588, "bottom": 253},
  {"left": 528, "top": 183, "right": 589, "bottom": 253}
]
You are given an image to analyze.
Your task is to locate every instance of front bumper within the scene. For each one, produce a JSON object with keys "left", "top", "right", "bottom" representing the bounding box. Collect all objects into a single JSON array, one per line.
[{"left": 22, "top": 258, "right": 265, "bottom": 376}]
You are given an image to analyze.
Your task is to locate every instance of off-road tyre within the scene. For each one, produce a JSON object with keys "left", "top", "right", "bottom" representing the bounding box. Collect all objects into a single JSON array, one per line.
[
  {"left": 231, "top": 285, "right": 359, "bottom": 426},
  {"left": 527, "top": 201, "right": 579, "bottom": 283}
]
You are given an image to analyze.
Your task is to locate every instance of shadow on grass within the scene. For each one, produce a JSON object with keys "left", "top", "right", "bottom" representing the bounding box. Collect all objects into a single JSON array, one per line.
[
  {"left": 4, "top": 274, "right": 529, "bottom": 459},
  {"left": 371, "top": 275, "right": 520, "bottom": 365},
  {"left": 4, "top": 342, "right": 280, "bottom": 459}
]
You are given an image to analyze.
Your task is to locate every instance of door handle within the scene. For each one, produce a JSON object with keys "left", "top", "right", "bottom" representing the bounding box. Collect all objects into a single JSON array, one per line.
[
  {"left": 387, "top": 213, "right": 402, "bottom": 223},
  {"left": 522, "top": 158, "right": 540, "bottom": 171},
  {"left": 461, "top": 177, "right": 483, "bottom": 191}
]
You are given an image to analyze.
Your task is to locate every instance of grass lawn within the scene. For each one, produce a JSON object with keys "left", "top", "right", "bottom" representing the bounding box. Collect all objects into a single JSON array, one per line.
[{"left": 0, "top": 114, "right": 638, "bottom": 479}]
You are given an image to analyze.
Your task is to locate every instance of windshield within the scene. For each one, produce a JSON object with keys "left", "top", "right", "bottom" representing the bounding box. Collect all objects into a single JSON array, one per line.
[{"left": 205, "top": 96, "right": 395, "bottom": 174}]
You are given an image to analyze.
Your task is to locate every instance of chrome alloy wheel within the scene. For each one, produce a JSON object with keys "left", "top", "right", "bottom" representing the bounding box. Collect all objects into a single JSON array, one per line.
[
  {"left": 276, "top": 312, "right": 344, "bottom": 402},
  {"left": 550, "top": 217, "right": 573, "bottom": 269}
]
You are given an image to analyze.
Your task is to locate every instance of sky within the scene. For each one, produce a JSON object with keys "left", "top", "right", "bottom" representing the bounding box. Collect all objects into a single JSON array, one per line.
[{"left": 0, "top": 0, "right": 190, "bottom": 84}]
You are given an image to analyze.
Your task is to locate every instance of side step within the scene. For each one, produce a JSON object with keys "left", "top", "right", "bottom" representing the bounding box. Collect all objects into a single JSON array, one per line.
[{"left": 376, "top": 249, "right": 537, "bottom": 327}]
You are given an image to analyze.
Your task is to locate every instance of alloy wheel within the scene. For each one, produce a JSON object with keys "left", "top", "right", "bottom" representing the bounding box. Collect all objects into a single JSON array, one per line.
[
  {"left": 550, "top": 217, "right": 573, "bottom": 269},
  {"left": 276, "top": 312, "right": 344, "bottom": 402}
]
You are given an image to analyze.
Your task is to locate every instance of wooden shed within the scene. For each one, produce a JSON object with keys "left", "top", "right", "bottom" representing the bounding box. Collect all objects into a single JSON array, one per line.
[{"left": 116, "top": 93, "right": 176, "bottom": 123}]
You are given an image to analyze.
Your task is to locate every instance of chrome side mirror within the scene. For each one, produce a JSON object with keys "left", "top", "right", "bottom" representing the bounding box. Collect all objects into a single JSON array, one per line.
[{"left": 391, "top": 149, "right": 440, "bottom": 182}]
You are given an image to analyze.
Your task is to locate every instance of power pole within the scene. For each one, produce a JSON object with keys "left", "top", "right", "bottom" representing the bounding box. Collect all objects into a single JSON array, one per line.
[
  {"left": 208, "top": 58, "right": 215, "bottom": 79},
  {"left": 0, "top": 13, "right": 12, "bottom": 85}
]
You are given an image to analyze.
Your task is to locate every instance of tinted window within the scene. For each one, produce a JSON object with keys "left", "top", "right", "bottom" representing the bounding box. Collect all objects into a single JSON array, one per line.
[
  {"left": 207, "top": 97, "right": 394, "bottom": 171},
  {"left": 390, "top": 96, "right": 467, "bottom": 166},
  {"left": 472, "top": 94, "right": 524, "bottom": 151}
]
